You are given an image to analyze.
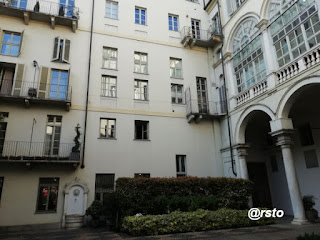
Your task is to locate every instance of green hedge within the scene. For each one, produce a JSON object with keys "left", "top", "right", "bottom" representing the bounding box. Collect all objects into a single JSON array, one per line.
[
  {"left": 121, "top": 208, "right": 275, "bottom": 236},
  {"left": 115, "top": 177, "right": 254, "bottom": 216}
]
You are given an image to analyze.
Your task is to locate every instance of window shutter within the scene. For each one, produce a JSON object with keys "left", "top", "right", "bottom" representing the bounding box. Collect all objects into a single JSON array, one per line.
[
  {"left": 63, "top": 39, "right": 71, "bottom": 63},
  {"left": 13, "top": 64, "right": 25, "bottom": 96},
  {"left": 38, "top": 67, "right": 49, "bottom": 99},
  {"left": 52, "top": 37, "right": 59, "bottom": 61},
  {"left": 18, "top": 30, "right": 24, "bottom": 56}
]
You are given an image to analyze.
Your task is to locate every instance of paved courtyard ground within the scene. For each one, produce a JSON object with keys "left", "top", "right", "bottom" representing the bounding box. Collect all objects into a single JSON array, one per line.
[{"left": 0, "top": 221, "right": 320, "bottom": 240}]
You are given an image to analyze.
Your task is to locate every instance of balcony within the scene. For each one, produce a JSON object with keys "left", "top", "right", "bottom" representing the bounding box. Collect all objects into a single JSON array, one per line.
[
  {"left": 186, "top": 99, "right": 227, "bottom": 123},
  {"left": 0, "top": 79, "right": 72, "bottom": 110},
  {"left": 0, "top": 141, "right": 80, "bottom": 168},
  {"left": 181, "top": 26, "right": 222, "bottom": 48},
  {"left": 0, "top": 0, "right": 79, "bottom": 32}
]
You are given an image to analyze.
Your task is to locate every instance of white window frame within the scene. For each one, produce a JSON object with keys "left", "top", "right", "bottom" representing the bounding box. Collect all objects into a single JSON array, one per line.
[
  {"left": 101, "top": 75, "right": 117, "bottom": 98},
  {"left": 135, "top": 7, "right": 147, "bottom": 25},
  {"left": 102, "top": 47, "right": 118, "bottom": 70},
  {"left": 52, "top": 37, "right": 71, "bottom": 63},
  {"left": 176, "top": 155, "right": 187, "bottom": 177},
  {"left": 100, "top": 118, "right": 116, "bottom": 139},
  {"left": 134, "top": 52, "right": 148, "bottom": 74},
  {"left": 105, "top": 0, "right": 118, "bottom": 19},
  {"left": 168, "top": 14, "right": 179, "bottom": 31},
  {"left": 134, "top": 79, "right": 148, "bottom": 101},
  {"left": 1, "top": 31, "right": 23, "bottom": 57},
  {"left": 171, "top": 84, "right": 184, "bottom": 104},
  {"left": 170, "top": 58, "right": 183, "bottom": 78}
]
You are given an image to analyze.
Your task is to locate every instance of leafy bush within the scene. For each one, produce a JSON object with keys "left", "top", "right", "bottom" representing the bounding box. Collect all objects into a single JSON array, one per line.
[
  {"left": 297, "top": 233, "right": 320, "bottom": 240},
  {"left": 121, "top": 208, "right": 274, "bottom": 236},
  {"left": 116, "top": 177, "right": 254, "bottom": 217},
  {"left": 86, "top": 200, "right": 103, "bottom": 220}
]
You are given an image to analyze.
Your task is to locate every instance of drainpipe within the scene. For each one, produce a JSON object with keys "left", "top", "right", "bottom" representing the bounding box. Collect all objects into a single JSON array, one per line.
[
  {"left": 217, "top": 0, "right": 237, "bottom": 176},
  {"left": 81, "top": 0, "right": 95, "bottom": 169}
]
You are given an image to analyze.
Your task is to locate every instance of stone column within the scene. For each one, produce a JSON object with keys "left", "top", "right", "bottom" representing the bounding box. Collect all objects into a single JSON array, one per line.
[
  {"left": 236, "top": 144, "right": 249, "bottom": 180},
  {"left": 271, "top": 130, "right": 308, "bottom": 225}
]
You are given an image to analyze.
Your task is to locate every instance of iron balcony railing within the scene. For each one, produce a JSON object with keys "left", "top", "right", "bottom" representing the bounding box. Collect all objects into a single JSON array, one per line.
[
  {"left": 0, "top": 141, "right": 80, "bottom": 162},
  {"left": 0, "top": 79, "right": 71, "bottom": 102},
  {"left": 186, "top": 99, "right": 227, "bottom": 117},
  {"left": 0, "top": 0, "right": 79, "bottom": 19},
  {"left": 180, "top": 26, "right": 222, "bottom": 42}
]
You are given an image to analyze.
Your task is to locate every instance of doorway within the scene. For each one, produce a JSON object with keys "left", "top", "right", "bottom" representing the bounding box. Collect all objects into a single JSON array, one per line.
[{"left": 191, "top": 19, "right": 201, "bottom": 39}]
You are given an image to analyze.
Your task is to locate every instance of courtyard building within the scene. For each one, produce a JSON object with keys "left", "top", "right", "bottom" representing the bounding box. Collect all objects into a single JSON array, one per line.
[{"left": 0, "top": 0, "right": 319, "bottom": 228}]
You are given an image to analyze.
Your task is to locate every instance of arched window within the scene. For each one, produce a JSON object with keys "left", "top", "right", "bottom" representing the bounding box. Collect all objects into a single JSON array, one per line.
[
  {"left": 268, "top": 0, "right": 320, "bottom": 67},
  {"left": 232, "top": 18, "right": 267, "bottom": 93}
]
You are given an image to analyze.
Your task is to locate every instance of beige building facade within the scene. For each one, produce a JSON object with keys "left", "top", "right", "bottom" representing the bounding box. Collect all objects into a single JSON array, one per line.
[{"left": 0, "top": 0, "right": 319, "bottom": 228}]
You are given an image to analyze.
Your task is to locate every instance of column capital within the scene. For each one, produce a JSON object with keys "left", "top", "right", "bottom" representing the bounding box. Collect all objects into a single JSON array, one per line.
[
  {"left": 270, "top": 129, "right": 295, "bottom": 148},
  {"left": 235, "top": 144, "right": 249, "bottom": 157},
  {"left": 256, "top": 19, "right": 268, "bottom": 31}
]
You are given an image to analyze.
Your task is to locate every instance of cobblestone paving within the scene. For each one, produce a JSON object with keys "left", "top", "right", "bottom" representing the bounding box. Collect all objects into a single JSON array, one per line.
[{"left": 0, "top": 223, "right": 320, "bottom": 240}]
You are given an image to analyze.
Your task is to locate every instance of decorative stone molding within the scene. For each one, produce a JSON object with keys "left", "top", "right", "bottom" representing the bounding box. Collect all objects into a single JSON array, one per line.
[
  {"left": 256, "top": 19, "right": 268, "bottom": 31},
  {"left": 235, "top": 144, "right": 249, "bottom": 157},
  {"left": 270, "top": 129, "right": 295, "bottom": 148}
]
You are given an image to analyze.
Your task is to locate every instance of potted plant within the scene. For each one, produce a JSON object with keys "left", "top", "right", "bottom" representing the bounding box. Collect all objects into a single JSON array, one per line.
[
  {"left": 303, "top": 195, "right": 319, "bottom": 223},
  {"left": 70, "top": 124, "right": 81, "bottom": 160},
  {"left": 33, "top": 1, "right": 39, "bottom": 12}
]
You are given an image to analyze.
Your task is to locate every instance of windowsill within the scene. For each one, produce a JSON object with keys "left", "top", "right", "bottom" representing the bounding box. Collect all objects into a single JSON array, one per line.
[
  {"left": 35, "top": 211, "right": 57, "bottom": 214},
  {"left": 105, "top": 17, "right": 119, "bottom": 20},
  {"left": 133, "top": 139, "right": 151, "bottom": 142},
  {"left": 171, "top": 77, "right": 184, "bottom": 80},
  {"left": 135, "top": 23, "right": 148, "bottom": 26},
  {"left": 98, "top": 137, "right": 117, "bottom": 140},
  {"left": 101, "top": 67, "right": 118, "bottom": 71},
  {"left": 0, "top": 53, "right": 19, "bottom": 57},
  {"left": 172, "top": 103, "right": 185, "bottom": 106},
  {"left": 100, "top": 96, "right": 117, "bottom": 99},
  {"left": 134, "top": 99, "right": 149, "bottom": 103},
  {"left": 134, "top": 72, "right": 149, "bottom": 75},
  {"left": 52, "top": 60, "right": 69, "bottom": 64},
  {"left": 169, "top": 30, "right": 179, "bottom": 33}
]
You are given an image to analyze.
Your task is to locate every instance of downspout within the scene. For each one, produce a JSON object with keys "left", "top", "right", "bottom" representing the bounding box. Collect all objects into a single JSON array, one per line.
[
  {"left": 217, "top": 0, "right": 237, "bottom": 176},
  {"left": 81, "top": 0, "right": 95, "bottom": 169}
]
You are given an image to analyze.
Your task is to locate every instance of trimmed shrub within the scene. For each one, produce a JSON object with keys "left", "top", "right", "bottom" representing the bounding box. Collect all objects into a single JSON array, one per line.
[
  {"left": 116, "top": 177, "right": 254, "bottom": 217},
  {"left": 297, "top": 233, "right": 320, "bottom": 240},
  {"left": 121, "top": 208, "right": 275, "bottom": 236}
]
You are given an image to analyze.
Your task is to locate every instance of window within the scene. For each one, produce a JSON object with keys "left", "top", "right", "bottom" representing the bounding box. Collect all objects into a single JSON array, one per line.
[
  {"left": 101, "top": 75, "right": 117, "bottom": 97},
  {"left": 232, "top": 19, "right": 267, "bottom": 93},
  {"left": 134, "top": 52, "right": 148, "bottom": 74},
  {"left": 135, "top": 7, "right": 146, "bottom": 25},
  {"left": 170, "top": 58, "right": 182, "bottom": 78},
  {"left": 52, "top": 37, "right": 70, "bottom": 63},
  {"left": 212, "top": 14, "right": 221, "bottom": 35},
  {"left": 36, "top": 178, "right": 59, "bottom": 212},
  {"left": 45, "top": 116, "right": 62, "bottom": 156},
  {"left": 0, "top": 177, "right": 3, "bottom": 202},
  {"left": 134, "top": 80, "right": 148, "bottom": 101},
  {"left": 186, "top": 0, "right": 199, "bottom": 3},
  {"left": 100, "top": 118, "right": 116, "bottom": 139},
  {"left": 1, "top": 31, "right": 23, "bottom": 56},
  {"left": 135, "top": 120, "right": 149, "bottom": 140},
  {"left": 168, "top": 14, "right": 179, "bottom": 31},
  {"left": 105, "top": 1, "right": 118, "bottom": 19},
  {"left": 50, "top": 70, "right": 68, "bottom": 100},
  {"left": 11, "top": 0, "right": 28, "bottom": 10},
  {"left": 216, "top": 48, "right": 222, "bottom": 61},
  {"left": 134, "top": 173, "right": 150, "bottom": 178},
  {"left": 102, "top": 47, "right": 117, "bottom": 70},
  {"left": 269, "top": 0, "right": 320, "bottom": 67},
  {"left": 176, "top": 155, "right": 187, "bottom": 177},
  {"left": 227, "top": 0, "right": 246, "bottom": 14},
  {"left": 304, "top": 150, "right": 319, "bottom": 169},
  {"left": 171, "top": 84, "right": 183, "bottom": 104},
  {"left": 95, "top": 174, "right": 115, "bottom": 203}
]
